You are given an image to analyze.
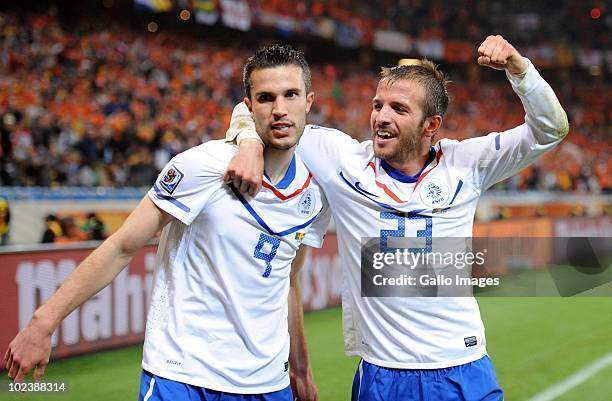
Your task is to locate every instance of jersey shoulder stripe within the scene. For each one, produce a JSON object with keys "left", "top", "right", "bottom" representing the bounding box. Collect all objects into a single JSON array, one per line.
[{"left": 152, "top": 184, "right": 191, "bottom": 213}]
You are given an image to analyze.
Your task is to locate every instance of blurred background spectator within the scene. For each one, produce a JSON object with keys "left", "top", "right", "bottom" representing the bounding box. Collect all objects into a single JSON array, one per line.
[
  {"left": 55, "top": 216, "right": 88, "bottom": 243},
  {"left": 0, "top": 196, "right": 10, "bottom": 245},
  {"left": 82, "top": 212, "right": 107, "bottom": 240},
  {"left": 41, "top": 213, "right": 62, "bottom": 243}
]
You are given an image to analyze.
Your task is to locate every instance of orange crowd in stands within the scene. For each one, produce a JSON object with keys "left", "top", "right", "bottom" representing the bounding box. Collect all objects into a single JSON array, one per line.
[{"left": 0, "top": 12, "right": 609, "bottom": 193}]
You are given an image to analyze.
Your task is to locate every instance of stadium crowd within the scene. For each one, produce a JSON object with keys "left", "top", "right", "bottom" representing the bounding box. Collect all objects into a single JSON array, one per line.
[
  {"left": 0, "top": 10, "right": 609, "bottom": 193},
  {"left": 256, "top": 0, "right": 608, "bottom": 50}
]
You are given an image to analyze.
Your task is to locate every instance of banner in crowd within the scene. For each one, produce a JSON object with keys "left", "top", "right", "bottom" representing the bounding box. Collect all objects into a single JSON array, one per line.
[
  {"left": 219, "top": 0, "right": 251, "bottom": 31},
  {"left": 373, "top": 30, "right": 412, "bottom": 54},
  {"left": 134, "top": 0, "right": 173, "bottom": 13},
  {"left": 0, "top": 235, "right": 341, "bottom": 361},
  {"left": 130, "top": 1, "right": 610, "bottom": 71},
  {"left": 193, "top": 0, "right": 219, "bottom": 25}
]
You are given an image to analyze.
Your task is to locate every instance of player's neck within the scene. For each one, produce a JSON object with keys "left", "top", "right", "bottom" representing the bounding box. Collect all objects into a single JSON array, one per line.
[
  {"left": 383, "top": 148, "right": 431, "bottom": 177},
  {"left": 263, "top": 147, "right": 296, "bottom": 185}
]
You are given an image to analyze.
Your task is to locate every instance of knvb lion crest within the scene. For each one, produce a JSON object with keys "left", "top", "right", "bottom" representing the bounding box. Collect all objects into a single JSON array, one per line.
[
  {"left": 419, "top": 178, "right": 450, "bottom": 208},
  {"left": 427, "top": 184, "right": 442, "bottom": 199},
  {"left": 159, "top": 165, "right": 184, "bottom": 194},
  {"left": 297, "top": 189, "right": 316, "bottom": 217}
]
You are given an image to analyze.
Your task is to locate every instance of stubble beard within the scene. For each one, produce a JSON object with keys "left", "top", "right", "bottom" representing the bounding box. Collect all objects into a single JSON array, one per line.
[
  {"left": 261, "top": 121, "right": 304, "bottom": 151},
  {"left": 374, "top": 127, "right": 423, "bottom": 164},
  {"left": 266, "top": 141, "right": 297, "bottom": 151}
]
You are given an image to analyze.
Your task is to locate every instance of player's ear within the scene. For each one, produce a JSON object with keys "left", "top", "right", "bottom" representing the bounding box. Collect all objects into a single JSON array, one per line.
[
  {"left": 244, "top": 97, "right": 253, "bottom": 113},
  {"left": 305, "top": 92, "right": 314, "bottom": 114},
  {"left": 423, "top": 115, "right": 442, "bottom": 138}
]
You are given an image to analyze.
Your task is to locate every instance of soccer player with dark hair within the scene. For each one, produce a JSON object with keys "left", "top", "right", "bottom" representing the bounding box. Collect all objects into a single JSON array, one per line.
[
  {"left": 6, "top": 44, "right": 330, "bottom": 401},
  {"left": 226, "top": 35, "right": 569, "bottom": 400}
]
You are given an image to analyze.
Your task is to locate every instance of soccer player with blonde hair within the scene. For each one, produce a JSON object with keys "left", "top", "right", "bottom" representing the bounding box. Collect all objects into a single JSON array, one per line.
[{"left": 225, "top": 35, "right": 569, "bottom": 400}]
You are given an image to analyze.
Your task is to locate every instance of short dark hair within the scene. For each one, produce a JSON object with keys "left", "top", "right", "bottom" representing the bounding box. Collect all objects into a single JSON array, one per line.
[
  {"left": 243, "top": 44, "right": 311, "bottom": 99},
  {"left": 380, "top": 60, "right": 450, "bottom": 118}
]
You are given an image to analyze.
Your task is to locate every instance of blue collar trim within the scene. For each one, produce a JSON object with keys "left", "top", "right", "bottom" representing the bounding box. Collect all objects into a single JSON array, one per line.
[
  {"left": 379, "top": 148, "right": 436, "bottom": 183},
  {"left": 264, "top": 154, "right": 296, "bottom": 190}
]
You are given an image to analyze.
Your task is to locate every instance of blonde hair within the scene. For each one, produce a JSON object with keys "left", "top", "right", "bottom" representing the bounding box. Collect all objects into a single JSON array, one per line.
[{"left": 380, "top": 59, "right": 450, "bottom": 117}]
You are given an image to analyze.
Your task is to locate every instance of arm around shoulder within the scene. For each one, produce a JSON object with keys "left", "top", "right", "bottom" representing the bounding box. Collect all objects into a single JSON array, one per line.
[{"left": 224, "top": 101, "right": 265, "bottom": 196}]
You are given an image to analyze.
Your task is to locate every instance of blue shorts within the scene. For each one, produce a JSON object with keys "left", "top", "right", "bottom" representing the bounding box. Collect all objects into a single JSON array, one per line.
[
  {"left": 351, "top": 356, "right": 503, "bottom": 401},
  {"left": 138, "top": 370, "right": 293, "bottom": 401}
]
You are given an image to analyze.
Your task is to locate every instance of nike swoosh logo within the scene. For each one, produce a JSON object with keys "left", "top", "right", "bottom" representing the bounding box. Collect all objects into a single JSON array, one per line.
[{"left": 355, "top": 181, "right": 379, "bottom": 198}]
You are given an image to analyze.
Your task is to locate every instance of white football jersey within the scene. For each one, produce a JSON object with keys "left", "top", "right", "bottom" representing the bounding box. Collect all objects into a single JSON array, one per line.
[
  {"left": 294, "top": 61, "right": 568, "bottom": 368},
  {"left": 143, "top": 140, "right": 330, "bottom": 392}
]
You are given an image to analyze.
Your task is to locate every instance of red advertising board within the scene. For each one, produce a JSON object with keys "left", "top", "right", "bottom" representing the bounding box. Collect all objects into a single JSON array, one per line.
[{"left": 0, "top": 235, "right": 341, "bottom": 362}]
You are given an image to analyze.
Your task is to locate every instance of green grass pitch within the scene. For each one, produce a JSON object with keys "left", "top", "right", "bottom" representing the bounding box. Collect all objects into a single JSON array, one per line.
[{"left": 2, "top": 298, "right": 612, "bottom": 400}]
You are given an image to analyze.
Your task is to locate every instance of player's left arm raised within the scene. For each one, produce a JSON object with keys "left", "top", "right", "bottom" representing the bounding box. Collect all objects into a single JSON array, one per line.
[
  {"left": 477, "top": 34, "right": 568, "bottom": 142},
  {"left": 288, "top": 245, "right": 318, "bottom": 401},
  {"left": 467, "top": 35, "right": 570, "bottom": 189}
]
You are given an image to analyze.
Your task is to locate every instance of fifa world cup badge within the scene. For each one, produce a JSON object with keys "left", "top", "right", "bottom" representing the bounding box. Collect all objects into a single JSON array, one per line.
[{"left": 159, "top": 165, "right": 184, "bottom": 194}]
